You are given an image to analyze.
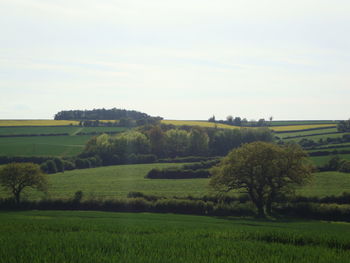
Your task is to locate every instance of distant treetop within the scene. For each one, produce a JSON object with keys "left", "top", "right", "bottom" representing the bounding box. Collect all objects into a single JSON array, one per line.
[{"left": 54, "top": 108, "right": 162, "bottom": 121}]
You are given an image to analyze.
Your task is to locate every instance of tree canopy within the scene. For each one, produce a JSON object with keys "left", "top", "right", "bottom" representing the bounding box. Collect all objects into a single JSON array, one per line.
[
  {"left": 54, "top": 108, "right": 162, "bottom": 121},
  {"left": 0, "top": 163, "right": 48, "bottom": 203},
  {"left": 210, "top": 141, "right": 313, "bottom": 217}
]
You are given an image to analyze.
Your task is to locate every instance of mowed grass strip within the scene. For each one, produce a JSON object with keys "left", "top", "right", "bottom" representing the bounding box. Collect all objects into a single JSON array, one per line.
[
  {"left": 0, "top": 135, "right": 91, "bottom": 157},
  {"left": 2, "top": 163, "right": 349, "bottom": 201},
  {"left": 0, "top": 211, "right": 350, "bottom": 263}
]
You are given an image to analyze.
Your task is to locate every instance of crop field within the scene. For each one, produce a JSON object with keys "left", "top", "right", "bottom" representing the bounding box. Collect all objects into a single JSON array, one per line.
[
  {"left": 161, "top": 120, "right": 336, "bottom": 132},
  {"left": 271, "top": 124, "right": 336, "bottom": 132},
  {"left": 0, "top": 135, "right": 92, "bottom": 157},
  {"left": 277, "top": 127, "right": 338, "bottom": 139},
  {"left": 0, "top": 126, "right": 127, "bottom": 136},
  {"left": 0, "top": 120, "right": 120, "bottom": 127},
  {"left": 161, "top": 120, "right": 240, "bottom": 129},
  {"left": 269, "top": 120, "right": 338, "bottom": 126},
  {"left": 1, "top": 163, "right": 349, "bottom": 201},
  {"left": 0, "top": 120, "right": 80, "bottom": 126},
  {"left": 1, "top": 210, "right": 350, "bottom": 263}
]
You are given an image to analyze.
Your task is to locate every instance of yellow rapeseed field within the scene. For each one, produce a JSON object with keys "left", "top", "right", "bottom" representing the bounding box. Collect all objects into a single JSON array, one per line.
[
  {"left": 161, "top": 120, "right": 240, "bottom": 129},
  {"left": 0, "top": 120, "right": 80, "bottom": 126}
]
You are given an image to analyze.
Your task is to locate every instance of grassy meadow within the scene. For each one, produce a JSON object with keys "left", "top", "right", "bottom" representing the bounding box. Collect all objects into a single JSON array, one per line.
[
  {"left": 0, "top": 126, "right": 127, "bottom": 136},
  {"left": 0, "top": 135, "right": 91, "bottom": 157},
  {"left": 1, "top": 210, "right": 350, "bottom": 263},
  {"left": 1, "top": 163, "right": 349, "bottom": 201}
]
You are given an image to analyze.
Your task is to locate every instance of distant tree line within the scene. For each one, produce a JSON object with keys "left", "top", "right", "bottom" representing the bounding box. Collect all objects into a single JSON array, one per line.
[
  {"left": 208, "top": 115, "right": 273, "bottom": 127},
  {"left": 337, "top": 119, "right": 350, "bottom": 132},
  {"left": 54, "top": 108, "right": 163, "bottom": 123},
  {"left": 80, "top": 125, "right": 274, "bottom": 165}
]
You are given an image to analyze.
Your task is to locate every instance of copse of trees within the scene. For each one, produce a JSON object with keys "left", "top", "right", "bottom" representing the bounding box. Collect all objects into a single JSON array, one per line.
[
  {"left": 337, "top": 119, "right": 350, "bottom": 132},
  {"left": 81, "top": 126, "right": 274, "bottom": 165},
  {"left": 54, "top": 108, "right": 163, "bottom": 123},
  {"left": 208, "top": 115, "right": 270, "bottom": 127}
]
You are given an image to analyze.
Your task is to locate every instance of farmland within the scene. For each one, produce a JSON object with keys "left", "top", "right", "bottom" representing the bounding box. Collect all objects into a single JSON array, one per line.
[
  {"left": 0, "top": 120, "right": 80, "bottom": 126},
  {"left": 0, "top": 126, "right": 127, "bottom": 136},
  {"left": 0, "top": 118, "right": 349, "bottom": 262},
  {"left": 161, "top": 120, "right": 337, "bottom": 132},
  {"left": 1, "top": 210, "right": 350, "bottom": 263},
  {"left": 0, "top": 135, "right": 91, "bottom": 157},
  {"left": 1, "top": 163, "right": 349, "bottom": 201}
]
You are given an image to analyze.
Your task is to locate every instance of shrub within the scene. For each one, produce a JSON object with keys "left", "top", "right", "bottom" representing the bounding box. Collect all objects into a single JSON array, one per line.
[
  {"left": 63, "top": 160, "right": 75, "bottom": 170},
  {"left": 339, "top": 161, "right": 350, "bottom": 173},
  {"left": 73, "top": 191, "right": 84, "bottom": 203},
  {"left": 46, "top": 160, "right": 57, "bottom": 174},
  {"left": 53, "top": 158, "right": 64, "bottom": 172},
  {"left": 146, "top": 168, "right": 211, "bottom": 179}
]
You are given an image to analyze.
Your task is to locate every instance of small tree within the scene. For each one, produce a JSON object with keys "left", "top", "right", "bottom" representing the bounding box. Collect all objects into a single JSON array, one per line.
[
  {"left": 210, "top": 142, "right": 313, "bottom": 217},
  {"left": 0, "top": 163, "right": 48, "bottom": 204}
]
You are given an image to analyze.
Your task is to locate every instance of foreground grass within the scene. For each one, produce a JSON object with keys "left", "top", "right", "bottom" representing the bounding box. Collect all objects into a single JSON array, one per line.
[
  {"left": 1, "top": 164, "right": 349, "bottom": 200},
  {"left": 0, "top": 210, "right": 349, "bottom": 263}
]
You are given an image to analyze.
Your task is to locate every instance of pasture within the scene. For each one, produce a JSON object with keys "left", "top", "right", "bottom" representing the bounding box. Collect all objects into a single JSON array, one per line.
[
  {"left": 0, "top": 135, "right": 91, "bottom": 157},
  {"left": 0, "top": 126, "right": 127, "bottom": 136},
  {"left": 0, "top": 210, "right": 350, "bottom": 263},
  {"left": 1, "top": 163, "right": 349, "bottom": 201}
]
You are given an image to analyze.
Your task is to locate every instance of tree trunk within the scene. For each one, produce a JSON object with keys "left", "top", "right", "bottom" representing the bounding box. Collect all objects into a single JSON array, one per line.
[
  {"left": 252, "top": 198, "right": 266, "bottom": 218},
  {"left": 266, "top": 200, "right": 272, "bottom": 216},
  {"left": 14, "top": 191, "right": 21, "bottom": 204}
]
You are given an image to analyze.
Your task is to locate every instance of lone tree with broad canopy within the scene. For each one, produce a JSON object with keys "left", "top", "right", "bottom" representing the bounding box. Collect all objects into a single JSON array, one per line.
[
  {"left": 0, "top": 163, "right": 48, "bottom": 204},
  {"left": 210, "top": 141, "right": 313, "bottom": 218}
]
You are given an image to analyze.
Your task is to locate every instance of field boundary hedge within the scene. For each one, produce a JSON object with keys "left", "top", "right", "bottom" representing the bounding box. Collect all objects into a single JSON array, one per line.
[{"left": 1, "top": 196, "right": 350, "bottom": 221}]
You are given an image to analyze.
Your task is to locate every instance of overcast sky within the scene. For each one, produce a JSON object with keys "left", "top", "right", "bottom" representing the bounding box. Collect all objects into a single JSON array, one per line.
[{"left": 0, "top": 0, "right": 349, "bottom": 120}]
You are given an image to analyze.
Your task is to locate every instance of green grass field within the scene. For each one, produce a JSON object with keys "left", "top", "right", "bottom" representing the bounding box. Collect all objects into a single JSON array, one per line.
[
  {"left": 310, "top": 154, "right": 350, "bottom": 166},
  {"left": 277, "top": 127, "right": 338, "bottom": 139},
  {"left": 0, "top": 210, "right": 349, "bottom": 263},
  {"left": 0, "top": 135, "right": 92, "bottom": 157},
  {"left": 0, "top": 126, "right": 127, "bottom": 136},
  {"left": 285, "top": 132, "right": 348, "bottom": 142},
  {"left": 1, "top": 163, "right": 349, "bottom": 201},
  {"left": 269, "top": 120, "right": 338, "bottom": 126},
  {"left": 308, "top": 147, "right": 350, "bottom": 153}
]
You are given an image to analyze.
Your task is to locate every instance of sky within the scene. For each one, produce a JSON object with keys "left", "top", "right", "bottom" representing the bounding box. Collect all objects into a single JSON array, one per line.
[{"left": 0, "top": 0, "right": 349, "bottom": 120}]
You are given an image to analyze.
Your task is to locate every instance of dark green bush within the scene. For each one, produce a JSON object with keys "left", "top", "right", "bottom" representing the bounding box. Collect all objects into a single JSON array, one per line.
[{"left": 146, "top": 168, "right": 211, "bottom": 179}]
